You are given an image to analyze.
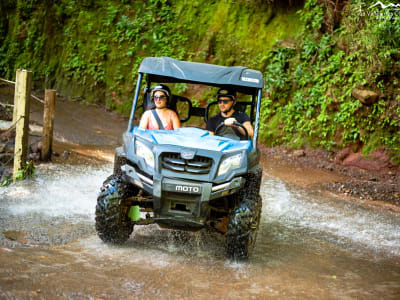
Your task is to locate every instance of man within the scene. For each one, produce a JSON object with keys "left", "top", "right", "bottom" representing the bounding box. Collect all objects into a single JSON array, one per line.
[{"left": 206, "top": 88, "right": 254, "bottom": 140}]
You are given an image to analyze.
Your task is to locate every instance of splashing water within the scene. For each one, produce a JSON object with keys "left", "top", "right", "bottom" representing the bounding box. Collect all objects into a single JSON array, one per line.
[
  {"left": 0, "top": 164, "right": 111, "bottom": 219},
  {"left": 261, "top": 175, "right": 400, "bottom": 258},
  {"left": 1, "top": 164, "right": 399, "bottom": 259}
]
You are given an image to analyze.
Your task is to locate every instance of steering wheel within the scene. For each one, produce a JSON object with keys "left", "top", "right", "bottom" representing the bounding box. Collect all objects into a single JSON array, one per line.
[{"left": 214, "top": 121, "right": 249, "bottom": 140}]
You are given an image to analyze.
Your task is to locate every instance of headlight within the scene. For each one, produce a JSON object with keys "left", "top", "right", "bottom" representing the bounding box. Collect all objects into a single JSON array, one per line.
[
  {"left": 217, "top": 153, "right": 242, "bottom": 176},
  {"left": 135, "top": 140, "right": 154, "bottom": 168}
]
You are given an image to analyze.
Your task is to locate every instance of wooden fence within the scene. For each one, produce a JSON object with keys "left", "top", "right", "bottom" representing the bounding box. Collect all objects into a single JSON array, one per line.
[{"left": 0, "top": 69, "right": 56, "bottom": 182}]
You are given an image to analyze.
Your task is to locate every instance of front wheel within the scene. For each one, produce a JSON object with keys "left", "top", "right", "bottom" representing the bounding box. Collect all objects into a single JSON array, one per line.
[
  {"left": 226, "top": 193, "right": 262, "bottom": 259},
  {"left": 95, "top": 174, "right": 136, "bottom": 244}
]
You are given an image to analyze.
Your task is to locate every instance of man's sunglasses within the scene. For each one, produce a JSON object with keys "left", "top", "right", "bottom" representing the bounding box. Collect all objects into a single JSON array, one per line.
[
  {"left": 153, "top": 95, "right": 167, "bottom": 101},
  {"left": 217, "top": 99, "right": 233, "bottom": 104}
]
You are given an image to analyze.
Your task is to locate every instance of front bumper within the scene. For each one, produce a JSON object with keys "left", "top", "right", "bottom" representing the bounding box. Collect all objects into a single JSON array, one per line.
[{"left": 121, "top": 163, "right": 244, "bottom": 225}]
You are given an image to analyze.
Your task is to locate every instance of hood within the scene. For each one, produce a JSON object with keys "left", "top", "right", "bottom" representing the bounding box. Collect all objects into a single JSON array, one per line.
[{"left": 133, "top": 126, "right": 252, "bottom": 153}]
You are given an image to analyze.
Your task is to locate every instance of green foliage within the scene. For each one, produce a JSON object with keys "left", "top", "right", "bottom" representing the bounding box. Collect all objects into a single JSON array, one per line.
[
  {"left": 260, "top": 0, "right": 400, "bottom": 158},
  {"left": 2, "top": 161, "right": 36, "bottom": 186},
  {"left": 0, "top": 0, "right": 301, "bottom": 114},
  {"left": 1, "top": 0, "right": 399, "bottom": 160},
  {"left": 1, "top": 175, "right": 12, "bottom": 187},
  {"left": 15, "top": 161, "right": 35, "bottom": 182}
]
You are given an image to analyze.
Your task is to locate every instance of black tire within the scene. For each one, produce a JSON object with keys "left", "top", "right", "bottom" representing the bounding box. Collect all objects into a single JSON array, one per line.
[
  {"left": 226, "top": 167, "right": 263, "bottom": 259},
  {"left": 243, "top": 166, "right": 262, "bottom": 197},
  {"left": 226, "top": 193, "right": 262, "bottom": 259},
  {"left": 95, "top": 174, "right": 136, "bottom": 244}
]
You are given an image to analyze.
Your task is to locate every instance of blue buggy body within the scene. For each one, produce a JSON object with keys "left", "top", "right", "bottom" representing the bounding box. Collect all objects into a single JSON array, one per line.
[{"left": 95, "top": 57, "right": 264, "bottom": 259}]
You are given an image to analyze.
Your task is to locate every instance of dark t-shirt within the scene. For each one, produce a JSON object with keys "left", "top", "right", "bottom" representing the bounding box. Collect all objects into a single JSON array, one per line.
[{"left": 206, "top": 111, "right": 250, "bottom": 140}]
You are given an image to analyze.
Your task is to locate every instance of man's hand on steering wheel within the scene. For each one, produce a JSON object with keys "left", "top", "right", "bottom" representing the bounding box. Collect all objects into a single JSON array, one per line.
[{"left": 214, "top": 118, "right": 249, "bottom": 140}]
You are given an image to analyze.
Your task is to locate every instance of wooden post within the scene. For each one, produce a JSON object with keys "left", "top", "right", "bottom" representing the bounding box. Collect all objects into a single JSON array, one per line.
[
  {"left": 41, "top": 89, "right": 56, "bottom": 161},
  {"left": 12, "top": 70, "right": 21, "bottom": 124},
  {"left": 13, "top": 69, "right": 32, "bottom": 182}
]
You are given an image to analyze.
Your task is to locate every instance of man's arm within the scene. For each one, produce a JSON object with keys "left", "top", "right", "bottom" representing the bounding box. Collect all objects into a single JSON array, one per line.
[
  {"left": 224, "top": 117, "right": 253, "bottom": 138},
  {"left": 206, "top": 116, "right": 217, "bottom": 135},
  {"left": 242, "top": 121, "right": 254, "bottom": 138}
]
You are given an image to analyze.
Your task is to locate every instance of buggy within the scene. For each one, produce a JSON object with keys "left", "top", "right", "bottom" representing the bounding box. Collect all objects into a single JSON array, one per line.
[{"left": 95, "top": 57, "right": 264, "bottom": 259}]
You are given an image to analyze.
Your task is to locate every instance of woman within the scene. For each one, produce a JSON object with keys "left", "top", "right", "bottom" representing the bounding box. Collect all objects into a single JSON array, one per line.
[{"left": 139, "top": 84, "right": 181, "bottom": 130}]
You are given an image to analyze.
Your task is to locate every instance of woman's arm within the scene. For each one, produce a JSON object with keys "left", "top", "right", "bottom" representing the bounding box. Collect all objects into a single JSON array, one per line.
[
  {"left": 139, "top": 110, "right": 150, "bottom": 129},
  {"left": 171, "top": 110, "right": 181, "bottom": 130}
]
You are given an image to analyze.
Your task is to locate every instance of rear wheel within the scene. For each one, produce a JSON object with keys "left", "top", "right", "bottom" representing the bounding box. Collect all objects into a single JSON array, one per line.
[{"left": 95, "top": 174, "right": 137, "bottom": 244}]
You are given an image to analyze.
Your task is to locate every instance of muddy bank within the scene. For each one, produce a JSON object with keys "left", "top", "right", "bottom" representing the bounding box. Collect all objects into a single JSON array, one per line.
[{"left": 259, "top": 145, "right": 400, "bottom": 209}]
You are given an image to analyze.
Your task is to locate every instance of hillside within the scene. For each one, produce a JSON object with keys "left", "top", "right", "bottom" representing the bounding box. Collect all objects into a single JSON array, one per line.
[{"left": 0, "top": 0, "right": 399, "bottom": 165}]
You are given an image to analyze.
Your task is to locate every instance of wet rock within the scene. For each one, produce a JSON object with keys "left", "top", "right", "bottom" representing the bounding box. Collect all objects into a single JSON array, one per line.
[
  {"left": 351, "top": 88, "right": 379, "bottom": 105},
  {"left": 61, "top": 151, "right": 71, "bottom": 160},
  {"left": 29, "top": 140, "right": 42, "bottom": 154},
  {"left": 28, "top": 152, "right": 41, "bottom": 161}
]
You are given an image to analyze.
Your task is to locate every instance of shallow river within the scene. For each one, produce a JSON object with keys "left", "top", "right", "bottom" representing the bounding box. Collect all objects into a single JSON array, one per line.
[
  {"left": 0, "top": 161, "right": 399, "bottom": 299},
  {"left": 0, "top": 98, "right": 399, "bottom": 299}
]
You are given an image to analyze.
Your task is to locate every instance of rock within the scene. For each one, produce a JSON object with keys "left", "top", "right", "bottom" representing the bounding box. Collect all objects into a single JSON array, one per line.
[
  {"left": 28, "top": 152, "right": 41, "bottom": 161},
  {"left": 335, "top": 147, "right": 352, "bottom": 162},
  {"left": 292, "top": 149, "right": 305, "bottom": 157},
  {"left": 342, "top": 147, "right": 392, "bottom": 172},
  {"left": 29, "top": 140, "right": 42, "bottom": 154},
  {"left": 351, "top": 88, "right": 379, "bottom": 105},
  {"left": 61, "top": 151, "right": 71, "bottom": 160},
  {"left": 0, "top": 142, "right": 5, "bottom": 153}
]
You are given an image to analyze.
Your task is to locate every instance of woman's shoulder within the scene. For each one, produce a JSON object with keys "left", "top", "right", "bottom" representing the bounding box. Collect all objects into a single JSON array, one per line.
[
  {"left": 143, "top": 109, "right": 152, "bottom": 117},
  {"left": 167, "top": 108, "right": 178, "bottom": 116}
]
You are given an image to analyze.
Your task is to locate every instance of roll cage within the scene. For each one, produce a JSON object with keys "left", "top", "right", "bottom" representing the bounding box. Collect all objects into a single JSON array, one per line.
[{"left": 127, "top": 57, "right": 264, "bottom": 149}]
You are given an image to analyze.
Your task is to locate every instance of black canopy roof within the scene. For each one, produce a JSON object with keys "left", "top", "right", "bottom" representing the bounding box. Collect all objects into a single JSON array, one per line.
[{"left": 138, "top": 57, "right": 263, "bottom": 95}]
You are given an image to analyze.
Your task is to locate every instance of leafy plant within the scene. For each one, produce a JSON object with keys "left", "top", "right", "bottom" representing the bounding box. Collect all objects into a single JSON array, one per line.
[{"left": 15, "top": 161, "right": 35, "bottom": 181}]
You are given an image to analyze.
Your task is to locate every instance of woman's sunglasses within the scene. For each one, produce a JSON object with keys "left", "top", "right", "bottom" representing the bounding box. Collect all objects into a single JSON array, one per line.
[{"left": 153, "top": 95, "right": 167, "bottom": 101}]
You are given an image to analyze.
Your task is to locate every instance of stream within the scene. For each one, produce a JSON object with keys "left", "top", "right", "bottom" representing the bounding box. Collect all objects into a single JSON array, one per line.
[{"left": 0, "top": 98, "right": 399, "bottom": 299}]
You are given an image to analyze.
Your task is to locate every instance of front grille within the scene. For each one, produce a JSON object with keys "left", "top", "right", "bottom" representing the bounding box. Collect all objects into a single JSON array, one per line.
[{"left": 161, "top": 153, "right": 213, "bottom": 174}]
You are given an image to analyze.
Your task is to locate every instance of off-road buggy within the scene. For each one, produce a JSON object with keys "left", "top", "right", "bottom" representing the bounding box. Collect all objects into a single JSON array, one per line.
[{"left": 95, "top": 57, "right": 264, "bottom": 259}]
